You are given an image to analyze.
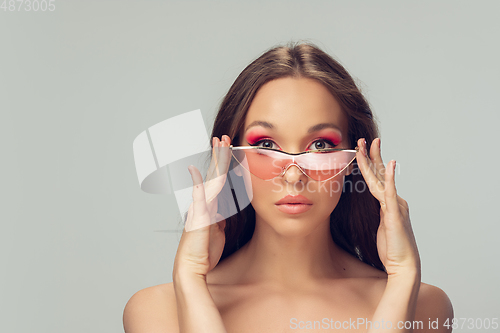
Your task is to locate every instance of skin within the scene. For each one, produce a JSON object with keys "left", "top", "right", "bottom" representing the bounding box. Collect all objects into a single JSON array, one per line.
[{"left": 123, "top": 78, "right": 454, "bottom": 333}]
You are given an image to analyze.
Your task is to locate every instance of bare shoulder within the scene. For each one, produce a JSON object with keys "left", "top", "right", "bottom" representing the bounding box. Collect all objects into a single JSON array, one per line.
[
  {"left": 123, "top": 283, "right": 178, "bottom": 333},
  {"left": 415, "top": 282, "right": 454, "bottom": 332}
]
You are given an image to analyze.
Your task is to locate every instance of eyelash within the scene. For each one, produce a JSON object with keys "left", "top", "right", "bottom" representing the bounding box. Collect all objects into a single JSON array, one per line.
[{"left": 251, "top": 138, "right": 337, "bottom": 150}]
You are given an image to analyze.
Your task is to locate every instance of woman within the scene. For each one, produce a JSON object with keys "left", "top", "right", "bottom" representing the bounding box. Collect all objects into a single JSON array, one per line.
[{"left": 123, "top": 42, "right": 453, "bottom": 332}]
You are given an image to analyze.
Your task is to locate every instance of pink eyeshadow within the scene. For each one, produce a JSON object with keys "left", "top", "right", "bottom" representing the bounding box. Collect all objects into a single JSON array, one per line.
[
  {"left": 245, "top": 130, "right": 271, "bottom": 145},
  {"left": 314, "top": 130, "right": 342, "bottom": 145},
  {"left": 245, "top": 128, "right": 343, "bottom": 147}
]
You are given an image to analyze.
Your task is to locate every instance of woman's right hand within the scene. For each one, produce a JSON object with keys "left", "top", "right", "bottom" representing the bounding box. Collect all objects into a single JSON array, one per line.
[{"left": 173, "top": 135, "right": 232, "bottom": 280}]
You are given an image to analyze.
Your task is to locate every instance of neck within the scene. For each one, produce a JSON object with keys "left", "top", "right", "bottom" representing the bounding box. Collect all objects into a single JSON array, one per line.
[{"left": 234, "top": 215, "right": 351, "bottom": 287}]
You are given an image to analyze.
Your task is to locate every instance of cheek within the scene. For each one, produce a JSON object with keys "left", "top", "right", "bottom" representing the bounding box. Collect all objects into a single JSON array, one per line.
[
  {"left": 305, "top": 177, "right": 345, "bottom": 211},
  {"left": 238, "top": 167, "right": 281, "bottom": 205},
  {"left": 303, "top": 178, "right": 344, "bottom": 195},
  {"left": 249, "top": 177, "right": 283, "bottom": 203}
]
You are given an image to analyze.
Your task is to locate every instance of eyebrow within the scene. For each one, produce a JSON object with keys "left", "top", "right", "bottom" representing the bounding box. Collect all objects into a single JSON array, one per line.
[{"left": 244, "top": 121, "right": 341, "bottom": 133}]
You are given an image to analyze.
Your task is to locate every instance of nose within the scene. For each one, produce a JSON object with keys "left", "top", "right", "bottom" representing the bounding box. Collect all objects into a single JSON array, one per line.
[{"left": 281, "top": 163, "right": 308, "bottom": 183}]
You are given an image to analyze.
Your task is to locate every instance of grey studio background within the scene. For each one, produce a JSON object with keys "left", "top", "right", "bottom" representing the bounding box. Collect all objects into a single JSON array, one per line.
[{"left": 1, "top": 1, "right": 499, "bottom": 332}]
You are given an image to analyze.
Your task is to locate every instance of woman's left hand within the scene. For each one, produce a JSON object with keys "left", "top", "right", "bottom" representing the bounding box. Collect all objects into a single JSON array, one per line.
[{"left": 356, "top": 138, "right": 421, "bottom": 280}]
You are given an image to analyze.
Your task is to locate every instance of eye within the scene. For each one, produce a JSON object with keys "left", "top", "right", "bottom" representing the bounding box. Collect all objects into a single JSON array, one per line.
[
  {"left": 252, "top": 139, "right": 279, "bottom": 149},
  {"left": 309, "top": 139, "right": 337, "bottom": 150}
]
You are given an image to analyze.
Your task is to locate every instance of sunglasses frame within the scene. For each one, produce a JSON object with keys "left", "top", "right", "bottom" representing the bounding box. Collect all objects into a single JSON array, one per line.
[{"left": 229, "top": 145, "right": 359, "bottom": 182}]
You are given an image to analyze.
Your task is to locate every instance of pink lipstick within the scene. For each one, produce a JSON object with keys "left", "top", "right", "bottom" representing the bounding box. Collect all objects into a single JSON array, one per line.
[{"left": 275, "top": 195, "right": 313, "bottom": 214}]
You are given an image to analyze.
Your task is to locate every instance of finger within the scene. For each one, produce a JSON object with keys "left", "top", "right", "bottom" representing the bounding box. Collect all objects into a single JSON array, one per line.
[
  {"left": 364, "top": 139, "right": 378, "bottom": 177},
  {"left": 360, "top": 138, "right": 380, "bottom": 175},
  {"left": 189, "top": 165, "right": 206, "bottom": 201},
  {"left": 369, "top": 138, "right": 386, "bottom": 183},
  {"left": 215, "top": 135, "right": 231, "bottom": 173},
  {"left": 184, "top": 203, "right": 195, "bottom": 231},
  {"left": 209, "top": 137, "right": 221, "bottom": 178},
  {"left": 218, "top": 138, "right": 231, "bottom": 174},
  {"left": 397, "top": 196, "right": 409, "bottom": 212},
  {"left": 208, "top": 137, "right": 230, "bottom": 181},
  {"left": 222, "top": 134, "right": 231, "bottom": 146},
  {"left": 383, "top": 160, "right": 400, "bottom": 213},
  {"left": 206, "top": 139, "right": 222, "bottom": 184},
  {"left": 206, "top": 138, "right": 230, "bottom": 203},
  {"left": 186, "top": 165, "right": 211, "bottom": 231},
  {"left": 356, "top": 138, "right": 385, "bottom": 201},
  {"left": 207, "top": 195, "right": 218, "bottom": 218},
  {"left": 214, "top": 137, "right": 222, "bottom": 177}
]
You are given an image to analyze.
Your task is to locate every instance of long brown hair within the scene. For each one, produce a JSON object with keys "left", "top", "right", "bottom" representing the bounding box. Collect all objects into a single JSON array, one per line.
[{"left": 210, "top": 42, "right": 384, "bottom": 271}]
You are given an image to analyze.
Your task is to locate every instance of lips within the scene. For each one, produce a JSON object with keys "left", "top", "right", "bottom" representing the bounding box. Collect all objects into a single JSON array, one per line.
[
  {"left": 275, "top": 195, "right": 313, "bottom": 214},
  {"left": 275, "top": 194, "right": 313, "bottom": 205}
]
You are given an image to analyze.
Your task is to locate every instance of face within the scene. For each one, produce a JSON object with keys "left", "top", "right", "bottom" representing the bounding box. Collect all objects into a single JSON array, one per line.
[{"left": 235, "top": 77, "right": 353, "bottom": 237}]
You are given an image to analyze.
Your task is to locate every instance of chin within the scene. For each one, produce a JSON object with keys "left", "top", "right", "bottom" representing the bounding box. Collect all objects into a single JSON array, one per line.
[{"left": 255, "top": 206, "right": 330, "bottom": 238}]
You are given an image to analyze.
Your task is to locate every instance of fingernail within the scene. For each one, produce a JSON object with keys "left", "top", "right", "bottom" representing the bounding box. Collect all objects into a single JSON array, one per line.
[
  {"left": 362, "top": 139, "right": 367, "bottom": 157},
  {"left": 187, "top": 165, "right": 193, "bottom": 175}
]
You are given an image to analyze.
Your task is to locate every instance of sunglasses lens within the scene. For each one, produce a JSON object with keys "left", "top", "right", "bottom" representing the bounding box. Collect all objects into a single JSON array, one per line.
[
  {"left": 232, "top": 149, "right": 356, "bottom": 181},
  {"left": 232, "top": 149, "right": 292, "bottom": 180},
  {"left": 296, "top": 151, "right": 356, "bottom": 181}
]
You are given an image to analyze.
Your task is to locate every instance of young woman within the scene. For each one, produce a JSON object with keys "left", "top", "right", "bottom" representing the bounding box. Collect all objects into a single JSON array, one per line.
[{"left": 123, "top": 43, "right": 453, "bottom": 333}]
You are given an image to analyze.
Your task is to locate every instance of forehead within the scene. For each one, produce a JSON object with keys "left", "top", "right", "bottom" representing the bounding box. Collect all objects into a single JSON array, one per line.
[{"left": 243, "top": 77, "right": 349, "bottom": 145}]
